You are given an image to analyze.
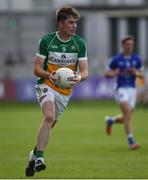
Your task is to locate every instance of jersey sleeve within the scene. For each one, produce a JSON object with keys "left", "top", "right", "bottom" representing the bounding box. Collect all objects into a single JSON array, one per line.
[
  {"left": 36, "top": 38, "right": 48, "bottom": 59},
  {"left": 106, "top": 57, "right": 117, "bottom": 70},
  {"left": 78, "top": 40, "right": 88, "bottom": 61}
]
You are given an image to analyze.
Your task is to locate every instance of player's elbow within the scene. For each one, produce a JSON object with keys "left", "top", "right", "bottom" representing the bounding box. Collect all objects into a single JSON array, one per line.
[
  {"left": 34, "top": 67, "right": 39, "bottom": 77},
  {"left": 85, "top": 71, "right": 88, "bottom": 79}
]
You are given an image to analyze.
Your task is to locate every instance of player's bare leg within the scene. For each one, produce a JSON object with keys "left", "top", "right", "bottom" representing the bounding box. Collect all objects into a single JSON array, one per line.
[
  {"left": 120, "top": 102, "right": 132, "bottom": 135},
  {"left": 35, "top": 101, "right": 55, "bottom": 171},
  {"left": 120, "top": 102, "right": 140, "bottom": 150},
  {"left": 37, "top": 101, "right": 55, "bottom": 151},
  {"left": 25, "top": 101, "right": 56, "bottom": 176}
]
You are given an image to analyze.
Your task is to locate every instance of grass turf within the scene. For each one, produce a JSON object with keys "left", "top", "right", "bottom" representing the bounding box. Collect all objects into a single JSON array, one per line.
[{"left": 0, "top": 100, "right": 148, "bottom": 178}]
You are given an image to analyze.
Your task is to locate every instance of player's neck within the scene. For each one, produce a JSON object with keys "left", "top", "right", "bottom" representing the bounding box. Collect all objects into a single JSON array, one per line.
[
  {"left": 123, "top": 52, "right": 132, "bottom": 57},
  {"left": 57, "top": 31, "right": 71, "bottom": 42}
]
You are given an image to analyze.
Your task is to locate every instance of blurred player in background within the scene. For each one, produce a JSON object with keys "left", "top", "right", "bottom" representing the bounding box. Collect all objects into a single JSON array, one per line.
[
  {"left": 25, "top": 6, "right": 88, "bottom": 177},
  {"left": 105, "top": 35, "right": 144, "bottom": 150}
]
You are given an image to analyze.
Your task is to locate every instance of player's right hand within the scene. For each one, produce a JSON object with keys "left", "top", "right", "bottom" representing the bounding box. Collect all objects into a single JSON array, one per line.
[
  {"left": 49, "top": 71, "right": 57, "bottom": 83},
  {"left": 114, "top": 68, "right": 120, "bottom": 76},
  {"left": 70, "top": 73, "right": 81, "bottom": 87}
]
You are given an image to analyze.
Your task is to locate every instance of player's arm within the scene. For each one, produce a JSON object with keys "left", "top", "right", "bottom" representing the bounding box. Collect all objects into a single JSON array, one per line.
[
  {"left": 34, "top": 56, "right": 56, "bottom": 82},
  {"left": 34, "top": 56, "right": 48, "bottom": 79},
  {"left": 129, "top": 57, "right": 144, "bottom": 78},
  {"left": 34, "top": 38, "right": 56, "bottom": 82},
  {"left": 105, "top": 68, "right": 120, "bottom": 78},
  {"left": 77, "top": 39, "right": 88, "bottom": 81},
  {"left": 126, "top": 56, "right": 144, "bottom": 78},
  {"left": 105, "top": 57, "right": 120, "bottom": 78},
  {"left": 71, "top": 60, "right": 88, "bottom": 86},
  {"left": 71, "top": 39, "right": 88, "bottom": 85},
  {"left": 135, "top": 70, "right": 144, "bottom": 78},
  {"left": 78, "top": 60, "right": 88, "bottom": 81},
  {"left": 130, "top": 68, "right": 144, "bottom": 78}
]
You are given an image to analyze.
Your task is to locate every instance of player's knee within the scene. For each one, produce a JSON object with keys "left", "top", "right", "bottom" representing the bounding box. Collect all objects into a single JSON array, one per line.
[{"left": 44, "top": 113, "right": 54, "bottom": 124}]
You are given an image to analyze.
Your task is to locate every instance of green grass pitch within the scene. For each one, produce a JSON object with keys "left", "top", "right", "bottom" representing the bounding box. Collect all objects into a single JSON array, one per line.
[{"left": 0, "top": 100, "right": 148, "bottom": 178}]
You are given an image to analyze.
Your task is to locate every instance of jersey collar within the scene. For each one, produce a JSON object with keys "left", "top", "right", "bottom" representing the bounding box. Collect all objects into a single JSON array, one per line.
[
  {"left": 56, "top": 31, "right": 72, "bottom": 42},
  {"left": 122, "top": 52, "right": 133, "bottom": 59}
]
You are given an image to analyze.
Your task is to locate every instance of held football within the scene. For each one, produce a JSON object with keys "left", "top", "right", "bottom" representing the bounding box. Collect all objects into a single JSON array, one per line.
[{"left": 55, "top": 67, "right": 75, "bottom": 88}]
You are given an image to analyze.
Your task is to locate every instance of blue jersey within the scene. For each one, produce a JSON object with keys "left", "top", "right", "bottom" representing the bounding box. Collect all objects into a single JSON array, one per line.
[{"left": 107, "top": 53, "right": 142, "bottom": 88}]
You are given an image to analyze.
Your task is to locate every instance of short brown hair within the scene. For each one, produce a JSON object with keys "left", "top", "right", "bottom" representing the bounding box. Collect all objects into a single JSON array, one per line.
[
  {"left": 121, "top": 35, "right": 134, "bottom": 44},
  {"left": 56, "top": 6, "right": 80, "bottom": 23}
]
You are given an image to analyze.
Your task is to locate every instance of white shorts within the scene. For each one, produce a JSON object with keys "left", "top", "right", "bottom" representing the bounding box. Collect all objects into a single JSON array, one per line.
[
  {"left": 115, "top": 87, "right": 137, "bottom": 109},
  {"left": 35, "top": 84, "right": 70, "bottom": 121}
]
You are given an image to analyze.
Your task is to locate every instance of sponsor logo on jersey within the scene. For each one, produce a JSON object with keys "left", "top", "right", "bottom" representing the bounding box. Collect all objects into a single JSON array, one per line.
[
  {"left": 61, "top": 54, "right": 66, "bottom": 59},
  {"left": 48, "top": 51, "right": 77, "bottom": 66}
]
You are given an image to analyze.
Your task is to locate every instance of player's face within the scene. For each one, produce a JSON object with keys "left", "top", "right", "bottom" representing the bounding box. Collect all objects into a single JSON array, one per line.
[
  {"left": 59, "top": 16, "right": 77, "bottom": 37},
  {"left": 122, "top": 40, "right": 134, "bottom": 55}
]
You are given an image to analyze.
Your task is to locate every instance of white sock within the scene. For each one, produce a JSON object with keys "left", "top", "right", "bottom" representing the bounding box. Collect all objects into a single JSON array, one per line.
[{"left": 128, "top": 134, "right": 133, "bottom": 138}]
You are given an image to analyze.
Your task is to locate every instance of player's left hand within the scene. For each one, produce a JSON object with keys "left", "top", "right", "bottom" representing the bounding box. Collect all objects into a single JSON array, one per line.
[{"left": 70, "top": 73, "right": 81, "bottom": 87}]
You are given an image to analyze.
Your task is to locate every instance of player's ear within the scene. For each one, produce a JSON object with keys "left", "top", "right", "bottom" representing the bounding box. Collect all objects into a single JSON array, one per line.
[{"left": 58, "top": 20, "right": 64, "bottom": 28}]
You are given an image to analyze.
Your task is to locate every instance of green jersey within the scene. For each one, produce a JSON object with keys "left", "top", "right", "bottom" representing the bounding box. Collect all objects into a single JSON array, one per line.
[{"left": 36, "top": 31, "right": 87, "bottom": 96}]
